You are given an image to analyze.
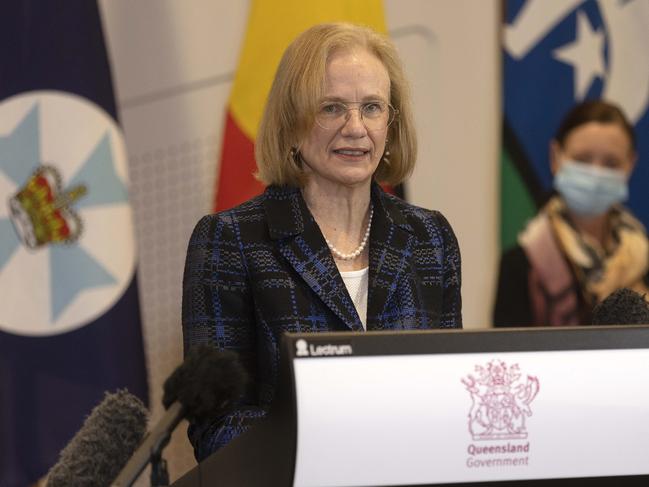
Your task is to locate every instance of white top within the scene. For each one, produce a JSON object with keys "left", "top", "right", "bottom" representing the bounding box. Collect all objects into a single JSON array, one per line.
[{"left": 339, "top": 267, "right": 369, "bottom": 330}]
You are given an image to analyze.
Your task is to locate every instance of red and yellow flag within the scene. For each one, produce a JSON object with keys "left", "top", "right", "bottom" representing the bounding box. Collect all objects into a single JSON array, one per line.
[{"left": 214, "top": 0, "right": 387, "bottom": 211}]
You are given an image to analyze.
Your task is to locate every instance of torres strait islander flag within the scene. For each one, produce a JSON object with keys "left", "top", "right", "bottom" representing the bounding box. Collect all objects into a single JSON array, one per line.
[
  {"left": 0, "top": 2, "right": 148, "bottom": 485},
  {"left": 501, "top": 0, "right": 649, "bottom": 250},
  {"left": 215, "top": 0, "right": 388, "bottom": 211}
]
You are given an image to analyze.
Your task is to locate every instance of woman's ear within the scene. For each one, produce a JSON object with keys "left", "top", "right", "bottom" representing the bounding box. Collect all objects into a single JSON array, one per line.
[{"left": 549, "top": 140, "right": 562, "bottom": 176}]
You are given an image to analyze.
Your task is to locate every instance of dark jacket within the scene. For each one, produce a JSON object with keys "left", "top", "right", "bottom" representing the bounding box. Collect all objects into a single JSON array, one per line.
[
  {"left": 182, "top": 183, "right": 462, "bottom": 460},
  {"left": 493, "top": 245, "right": 591, "bottom": 327}
]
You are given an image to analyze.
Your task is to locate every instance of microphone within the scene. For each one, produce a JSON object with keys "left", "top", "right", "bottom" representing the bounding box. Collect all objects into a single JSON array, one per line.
[
  {"left": 46, "top": 389, "right": 148, "bottom": 487},
  {"left": 111, "top": 344, "right": 248, "bottom": 487},
  {"left": 591, "top": 288, "right": 649, "bottom": 325}
]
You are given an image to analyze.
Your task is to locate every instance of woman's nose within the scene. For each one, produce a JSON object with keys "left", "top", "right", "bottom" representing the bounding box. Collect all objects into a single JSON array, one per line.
[{"left": 340, "top": 108, "right": 367, "bottom": 136}]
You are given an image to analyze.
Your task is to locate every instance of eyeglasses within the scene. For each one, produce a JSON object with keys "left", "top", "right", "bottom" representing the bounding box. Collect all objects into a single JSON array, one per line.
[{"left": 315, "top": 101, "right": 398, "bottom": 131}]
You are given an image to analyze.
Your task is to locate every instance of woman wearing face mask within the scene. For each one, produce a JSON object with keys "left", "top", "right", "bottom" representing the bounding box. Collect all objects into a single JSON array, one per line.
[{"left": 493, "top": 100, "right": 646, "bottom": 327}]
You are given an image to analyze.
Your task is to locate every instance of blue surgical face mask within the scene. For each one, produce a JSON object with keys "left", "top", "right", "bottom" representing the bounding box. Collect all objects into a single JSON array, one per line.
[{"left": 553, "top": 160, "right": 628, "bottom": 217}]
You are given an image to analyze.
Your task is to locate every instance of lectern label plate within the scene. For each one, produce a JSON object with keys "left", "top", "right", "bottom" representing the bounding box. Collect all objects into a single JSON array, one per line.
[{"left": 292, "top": 349, "right": 649, "bottom": 486}]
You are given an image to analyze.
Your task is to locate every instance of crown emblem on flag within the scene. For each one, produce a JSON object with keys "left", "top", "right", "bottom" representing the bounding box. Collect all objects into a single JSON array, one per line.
[{"left": 8, "top": 165, "right": 87, "bottom": 249}]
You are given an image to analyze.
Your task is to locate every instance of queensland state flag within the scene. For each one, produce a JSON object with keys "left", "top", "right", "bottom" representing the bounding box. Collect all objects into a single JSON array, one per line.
[
  {"left": 0, "top": 2, "right": 148, "bottom": 485},
  {"left": 501, "top": 0, "right": 649, "bottom": 249},
  {"left": 214, "top": 0, "right": 388, "bottom": 211}
]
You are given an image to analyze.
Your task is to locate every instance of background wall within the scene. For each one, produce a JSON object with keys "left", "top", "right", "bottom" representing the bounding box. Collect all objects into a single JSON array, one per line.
[{"left": 99, "top": 0, "right": 500, "bottom": 482}]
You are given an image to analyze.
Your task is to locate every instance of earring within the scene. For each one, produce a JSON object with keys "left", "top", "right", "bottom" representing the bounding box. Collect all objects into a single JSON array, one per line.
[
  {"left": 381, "top": 139, "right": 391, "bottom": 166},
  {"left": 290, "top": 147, "right": 302, "bottom": 167}
]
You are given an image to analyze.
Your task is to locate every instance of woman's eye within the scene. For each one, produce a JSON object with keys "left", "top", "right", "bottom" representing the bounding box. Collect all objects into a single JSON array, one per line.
[
  {"left": 363, "top": 102, "right": 383, "bottom": 114},
  {"left": 321, "top": 103, "right": 344, "bottom": 115},
  {"left": 572, "top": 154, "right": 593, "bottom": 165},
  {"left": 604, "top": 159, "right": 622, "bottom": 169}
]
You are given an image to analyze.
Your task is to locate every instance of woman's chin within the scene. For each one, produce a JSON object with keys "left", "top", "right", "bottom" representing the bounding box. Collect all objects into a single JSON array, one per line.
[
  {"left": 330, "top": 171, "right": 375, "bottom": 189},
  {"left": 305, "top": 165, "right": 375, "bottom": 189}
]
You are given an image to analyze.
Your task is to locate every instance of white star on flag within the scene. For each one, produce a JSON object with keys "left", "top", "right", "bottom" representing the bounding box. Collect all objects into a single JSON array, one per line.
[{"left": 553, "top": 10, "right": 606, "bottom": 100}]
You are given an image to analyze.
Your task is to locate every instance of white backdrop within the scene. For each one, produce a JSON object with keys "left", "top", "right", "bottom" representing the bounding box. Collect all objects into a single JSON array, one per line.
[{"left": 99, "top": 0, "right": 500, "bottom": 482}]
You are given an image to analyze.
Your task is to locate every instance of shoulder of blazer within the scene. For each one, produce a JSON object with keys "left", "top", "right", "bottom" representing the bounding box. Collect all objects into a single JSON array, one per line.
[
  {"left": 195, "top": 193, "right": 270, "bottom": 241},
  {"left": 375, "top": 187, "right": 456, "bottom": 244},
  {"left": 208, "top": 184, "right": 458, "bottom": 246},
  {"left": 198, "top": 187, "right": 307, "bottom": 248},
  {"left": 215, "top": 192, "right": 268, "bottom": 225}
]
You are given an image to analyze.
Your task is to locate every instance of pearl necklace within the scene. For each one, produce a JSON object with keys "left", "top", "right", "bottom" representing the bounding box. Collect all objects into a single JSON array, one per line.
[{"left": 324, "top": 205, "right": 373, "bottom": 261}]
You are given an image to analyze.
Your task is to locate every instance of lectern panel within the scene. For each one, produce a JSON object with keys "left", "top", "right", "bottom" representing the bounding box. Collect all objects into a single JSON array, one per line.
[
  {"left": 292, "top": 349, "right": 649, "bottom": 486},
  {"left": 284, "top": 327, "right": 649, "bottom": 486},
  {"left": 172, "top": 327, "right": 649, "bottom": 487}
]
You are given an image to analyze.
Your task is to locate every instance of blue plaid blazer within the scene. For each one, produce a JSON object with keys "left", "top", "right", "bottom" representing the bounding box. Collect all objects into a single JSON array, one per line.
[{"left": 182, "top": 183, "right": 462, "bottom": 460}]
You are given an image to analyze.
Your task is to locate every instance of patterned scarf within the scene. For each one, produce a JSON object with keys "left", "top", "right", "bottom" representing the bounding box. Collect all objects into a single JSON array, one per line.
[{"left": 519, "top": 196, "right": 649, "bottom": 325}]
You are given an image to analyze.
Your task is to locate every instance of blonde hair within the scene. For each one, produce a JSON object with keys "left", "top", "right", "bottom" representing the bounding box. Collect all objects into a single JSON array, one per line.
[{"left": 255, "top": 22, "right": 417, "bottom": 187}]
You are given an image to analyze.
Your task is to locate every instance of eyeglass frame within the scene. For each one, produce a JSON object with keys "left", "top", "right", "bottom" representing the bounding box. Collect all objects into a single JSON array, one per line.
[{"left": 313, "top": 100, "right": 399, "bottom": 131}]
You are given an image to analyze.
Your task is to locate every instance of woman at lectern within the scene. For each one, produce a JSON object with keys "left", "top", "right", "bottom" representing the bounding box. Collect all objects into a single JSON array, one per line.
[
  {"left": 494, "top": 100, "right": 647, "bottom": 327},
  {"left": 182, "top": 23, "right": 462, "bottom": 460}
]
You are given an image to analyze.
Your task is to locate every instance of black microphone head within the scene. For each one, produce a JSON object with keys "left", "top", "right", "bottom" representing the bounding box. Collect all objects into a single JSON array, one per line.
[
  {"left": 162, "top": 345, "right": 248, "bottom": 422},
  {"left": 592, "top": 288, "right": 649, "bottom": 325},
  {"left": 46, "top": 389, "right": 148, "bottom": 487}
]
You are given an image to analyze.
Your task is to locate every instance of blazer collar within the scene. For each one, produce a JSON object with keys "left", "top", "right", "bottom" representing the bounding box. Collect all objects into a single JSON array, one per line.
[
  {"left": 369, "top": 182, "right": 414, "bottom": 235},
  {"left": 263, "top": 185, "right": 305, "bottom": 240},
  {"left": 365, "top": 184, "right": 417, "bottom": 330},
  {"left": 263, "top": 183, "right": 415, "bottom": 331},
  {"left": 263, "top": 182, "right": 414, "bottom": 240}
]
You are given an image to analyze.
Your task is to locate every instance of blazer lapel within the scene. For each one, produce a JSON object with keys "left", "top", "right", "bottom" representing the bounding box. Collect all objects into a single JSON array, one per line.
[
  {"left": 366, "top": 184, "right": 417, "bottom": 330},
  {"left": 264, "top": 186, "right": 363, "bottom": 331}
]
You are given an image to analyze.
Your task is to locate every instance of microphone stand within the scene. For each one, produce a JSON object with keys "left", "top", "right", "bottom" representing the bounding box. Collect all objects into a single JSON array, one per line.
[
  {"left": 150, "top": 451, "right": 169, "bottom": 487},
  {"left": 111, "top": 402, "right": 185, "bottom": 487}
]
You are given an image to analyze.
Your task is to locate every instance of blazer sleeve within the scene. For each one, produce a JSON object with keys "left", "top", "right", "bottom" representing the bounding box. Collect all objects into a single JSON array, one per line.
[
  {"left": 426, "top": 210, "right": 462, "bottom": 328},
  {"left": 181, "top": 214, "right": 265, "bottom": 461},
  {"left": 436, "top": 212, "right": 463, "bottom": 328},
  {"left": 493, "top": 245, "right": 534, "bottom": 327}
]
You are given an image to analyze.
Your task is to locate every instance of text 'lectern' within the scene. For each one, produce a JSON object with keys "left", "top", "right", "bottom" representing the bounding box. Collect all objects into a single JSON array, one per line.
[{"left": 172, "top": 326, "right": 649, "bottom": 486}]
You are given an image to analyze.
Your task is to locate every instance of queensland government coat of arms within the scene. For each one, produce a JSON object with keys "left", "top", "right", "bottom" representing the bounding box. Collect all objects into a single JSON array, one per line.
[{"left": 461, "top": 360, "right": 540, "bottom": 441}]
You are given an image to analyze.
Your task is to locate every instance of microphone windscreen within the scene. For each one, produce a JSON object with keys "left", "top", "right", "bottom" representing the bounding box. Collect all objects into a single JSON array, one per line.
[
  {"left": 162, "top": 345, "right": 248, "bottom": 422},
  {"left": 46, "top": 389, "right": 148, "bottom": 487},
  {"left": 592, "top": 288, "right": 649, "bottom": 325}
]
